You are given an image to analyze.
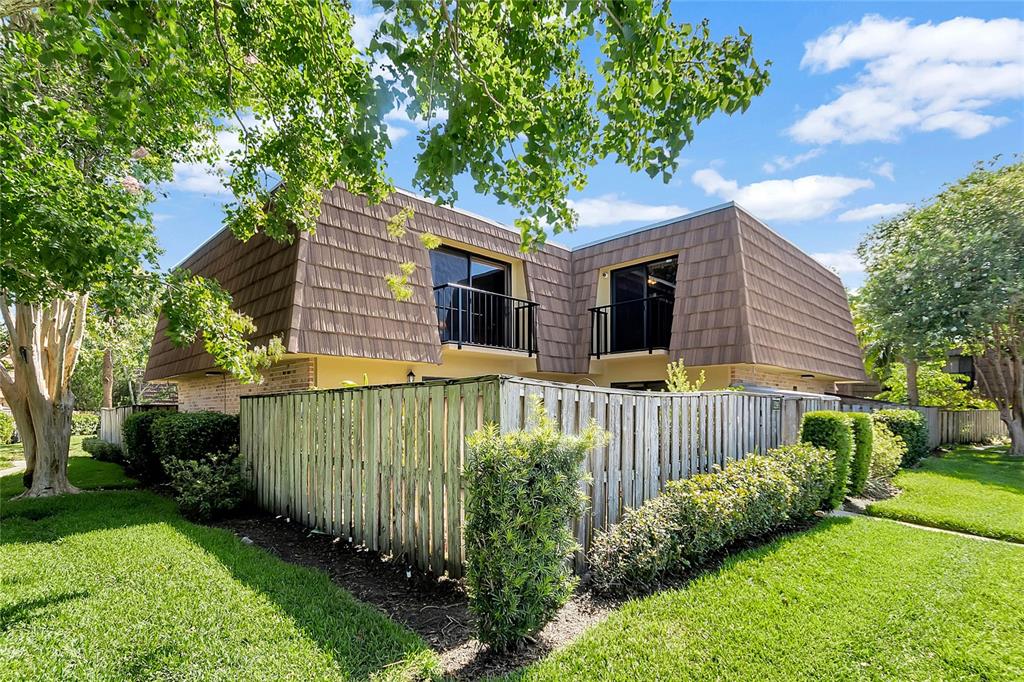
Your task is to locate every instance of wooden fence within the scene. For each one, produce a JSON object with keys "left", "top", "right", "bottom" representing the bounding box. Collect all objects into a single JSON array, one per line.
[
  {"left": 239, "top": 375, "right": 838, "bottom": 576},
  {"left": 834, "top": 395, "right": 1006, "bottom": 449},
  {"left": 99, "top": 404, "right": 176, "bottom": 447},
  {"left": 939, "top": 410, "right": 1008, "bottom": 444}
]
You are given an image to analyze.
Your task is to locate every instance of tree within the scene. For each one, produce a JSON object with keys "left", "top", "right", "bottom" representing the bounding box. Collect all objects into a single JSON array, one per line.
[
  {"left": 857, "top": 211, "right": 946, "bottom": 405},
  {"left": 875, "top": 361, "right": 994, "bottom": 410},
  {"left": 1, "top": 1, "right": 770, "bottom": 496},
  {"left": 859, "top": 160, "right": 1024, "bottom": 455},
  {"left": 71, "top": 306, "right": 159, "bottom": 410}
]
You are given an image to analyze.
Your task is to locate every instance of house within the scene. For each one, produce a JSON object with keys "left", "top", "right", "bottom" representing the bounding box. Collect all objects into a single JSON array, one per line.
[{"left": 144, "top": 186, "right": 866, "bottom": 413}]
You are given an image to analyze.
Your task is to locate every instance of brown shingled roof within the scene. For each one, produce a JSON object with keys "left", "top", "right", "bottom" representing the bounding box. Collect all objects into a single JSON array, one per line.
[{"left": 145, "top": 190, "right": 866, "bottom": 383}]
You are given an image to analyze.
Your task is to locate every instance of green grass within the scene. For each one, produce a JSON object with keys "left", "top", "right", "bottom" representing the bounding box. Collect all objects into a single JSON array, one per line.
[
  {"left": 512, "top": 516, "right": 1024, "bottom": 681},
  {"left": 867, "top": 445, "right": 1024, "bottom": 542},
  {"left": 0, "top": 489, "right": 439, "bottom": 680},
  {"left": 0, "top": 436, "right": 135, "bottom": 500},
  {"left": 0, "top": 440, "right": 23, "bottom": 469}
]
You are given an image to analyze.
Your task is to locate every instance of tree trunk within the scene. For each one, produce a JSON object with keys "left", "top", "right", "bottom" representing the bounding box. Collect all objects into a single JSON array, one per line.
[
  {"left": 974, "top": 343, "right": 1023, "bottom": 457},
  {"left": 1004, "top": 409, "right": 1024, "bottom": 457},
  {"left": 0, "top": 295, "right": 89, "bottom": 497},
  {"left": 102, "top": 347, "right": 113, "bottom": 408},
  {"left": 905, "top": 357, "right": 920, "bottom": 406}
]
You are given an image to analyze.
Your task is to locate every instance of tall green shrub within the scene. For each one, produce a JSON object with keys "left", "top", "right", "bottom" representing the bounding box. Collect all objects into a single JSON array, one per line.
[
  {"left": 150, "top": 412, "right": 239, "bottom": 465},
  {"left": 82, "top": 437, "right": 123, "bottom": 463},
  {"left": 0, "top": 412, "right": 15, "bottom": 445},
  {"left": 122, "top": 410, "right": 173, "bottom": 483},
  {"left": 799, "top": 410, "right": 853, "bottom": 508},
  {"left": 869, "top": 420, "right": 906, "bottom": 480},
  {"left": 846, "top": 413, "right": 873, "bottom": 496},
  {"left": 463, "top": 403, "right": 606, "bottom": 651},
  {"left": 590, "top": 443, "right": 834, "bottom": 594},
  {"left": 874, "top": 409, "right": 928, "bottom": 465}
]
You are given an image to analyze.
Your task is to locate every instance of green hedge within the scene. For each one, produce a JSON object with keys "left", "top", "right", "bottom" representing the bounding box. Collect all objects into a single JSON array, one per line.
[
  {"left": 0, "top": 412, "right": 14, "bottom": 445},
  {"left": 799, "top": 410, "right": 853, "bottom": 508},
  {"left": 874, "top": 409, "right": 929, "bottom": 465},
  {"left": 166, "top": 455, "right": 244, "bottom": 521},
  {"left": 71, "top": 411, "right": 99, "bottom": 436},
  {"left": 463, "top": 405, "right": 605, "bottom": 651},
  {"left": 590, "top": 443, "right": 834, "bottom": 594},
  {"left": 82, "top": 437, "right": 123, "bottom": 463},
  {"left": 150, "top": 412, "right": 239, "bottom": 465},
  {"left": 869, "top": 420, "right": 906, "bottom": 480},
  {"left": 846, "top": 413, "right": 873, "bottom": 496},
  {"left": 122, "top": 411, "right": 173, "bottom": 483}
]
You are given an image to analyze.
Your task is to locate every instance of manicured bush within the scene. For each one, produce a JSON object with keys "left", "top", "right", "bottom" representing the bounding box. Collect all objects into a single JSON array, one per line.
[
  {"left": 151, "top": 412, "right": 239, "bottom": 465},
  {"left": 122, "top": 410, "right": 173, "bottom": 483},
  {"left": 590, "top": 443, "right": 834, "bottom": 594},
  {"left": 869, "top": 420, "right": 907, "bottom": 480},
  {"left": 0, "top": 412, "right": 15, "bottom": 445},
  {"left": 71, "top": 411, "right": 99, "bottom": 436},
  {"left": 846, "top": 413, "right": 873, "bottom": 496},
  {"left": 799, "top": 410, "right": 853, "bottom": 508},
  {"left": 82, "top": 437, "right": 123, "bottom": 463},
  {"left": 463, "top": 403, "right": 606, "bottom": 651},
  {"left": 165, "top": 454, "right": 245, "bottom": 521},
  {"left": 874, "top": 409, "right": 929, "bottom": 465}
]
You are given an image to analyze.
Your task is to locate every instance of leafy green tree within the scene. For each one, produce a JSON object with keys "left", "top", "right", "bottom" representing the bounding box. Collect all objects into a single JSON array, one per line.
[
  {"left": 1, "top": 1, "right": 770, "bottom": 496},
  {"left": 876, "top": 361, "right": 994, "bottom": 410},
  {"left": 72, "top": 306, "right": 159, "bottom": 410},
  {"left": 859, "top": 160, "right": 1024, "bottom": 455}
]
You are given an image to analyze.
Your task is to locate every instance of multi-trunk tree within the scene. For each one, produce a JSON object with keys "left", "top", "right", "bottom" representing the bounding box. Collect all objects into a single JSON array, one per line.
[
  {"left": 1, "top": 0, "right": 771, "bottom": 496},
  {"left": 858, "top": 160, "right": 1023, "bottom": 455}
]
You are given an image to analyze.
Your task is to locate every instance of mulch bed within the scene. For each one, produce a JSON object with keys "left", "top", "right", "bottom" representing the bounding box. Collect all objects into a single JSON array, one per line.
[{"left": 215, "top": 514, "right": 618, "bottom": 679}]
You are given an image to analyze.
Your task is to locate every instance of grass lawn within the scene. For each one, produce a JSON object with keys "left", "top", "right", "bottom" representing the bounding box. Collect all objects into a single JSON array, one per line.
[
  {"left": 866, "top": 445, "right": 1024, "bottom": 543},
  {"left": 0, "top": 484, "right": 440, "bottom": 680},
  {"left": 0, "top": 436, "right": 135, "bottom": 500},
  {"left": 513, "top": 516, "right": 1024, "bottom": 681}
]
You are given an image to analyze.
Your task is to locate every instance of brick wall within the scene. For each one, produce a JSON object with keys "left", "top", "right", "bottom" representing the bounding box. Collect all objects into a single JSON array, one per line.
[
  {"left": 175, "top": 358, "right": 315, "bottom": 414},
  {"left": 729, "top": 364, "right": 836, "bottom": 394}
]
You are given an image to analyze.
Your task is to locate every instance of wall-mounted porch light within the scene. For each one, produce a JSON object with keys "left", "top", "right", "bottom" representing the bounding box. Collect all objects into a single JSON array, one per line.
[{"left": 407, "top": 370, "right": 416, "bottom": 383}]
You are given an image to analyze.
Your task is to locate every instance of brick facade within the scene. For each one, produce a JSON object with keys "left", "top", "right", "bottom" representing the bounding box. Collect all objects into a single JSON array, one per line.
[
  {"left": 175, "top": 358, "right": 315, "bottom": 414},
  {"left": 729, "top": 364, "right": 837, "bottom": 394}
]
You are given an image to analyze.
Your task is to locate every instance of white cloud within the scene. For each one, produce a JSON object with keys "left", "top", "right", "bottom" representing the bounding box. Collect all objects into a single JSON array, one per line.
[
  {"left": 351, "top": 9, "right": 384, "bottom": 50},
  {"left": 837, "top": 202, "right": 911, "bottom": 222},
  {"left": 870, "top": 160, "right": 894, "bottom": 181},
  {"left": 762, "top": 147, "right": 824, "bottom": 174},
  {"left": 691, "top": 169, "right": 873, "bottom": 221},
  {"left": 791, "top": 15, "right": 1024, "bottom": 144},
  {"left": 567, "top": 194, "right": 689, "bottom": 228},
  {"left": 386, "top": 124, "right": 409, "bottom": 143},
  {"left": 170, "top": 116, "right": 262, "bottom": 196},
  {"left": 811, "top": 251, "right": 864, "bottom": 276}
]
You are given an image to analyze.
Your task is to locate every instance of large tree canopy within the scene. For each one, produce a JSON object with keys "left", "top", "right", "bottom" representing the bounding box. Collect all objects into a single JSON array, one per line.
[
  {"left": 858, "top": 160, "right": 1024, "bottom": 454},
  {"left": 0, "top": 0, "right": 771, "bottom": 495}
]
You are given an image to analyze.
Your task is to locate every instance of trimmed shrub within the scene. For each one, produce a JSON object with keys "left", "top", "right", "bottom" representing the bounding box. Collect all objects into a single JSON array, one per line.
[
  {"left": 874, "top": 409, "right": 928, "bottom": 465},
  {"left": 166, "top": 454, "right": 244, "bottom": 521},
  {"left": 590, "top": 443, "right": 834, "bottom": 594},
  {"left": 869, "top": 420, "right": 907, "bottom": 480},
  {"left": 82, "top": 437, "right": 123, "bottom": 463},
  {"left": 846, "top": 413, "right": 873, "bottom": 496},
  {"left": 463, "top": 404, "right": 606, "bottom": 651},
  {"left": 151, "top": 412, "right": 239, "bottom": 465},
  {"left": 0, "top": 412, "right": 14, "bottom": 445},
  {"left": 71, "top": 411, "right": 99, "bottom": 436},
  {"left": 122, "top": 410, "right": 173, "bottom": 483},
  {"left": 799, "top": 410, "right": 853, "bottom": 508}
]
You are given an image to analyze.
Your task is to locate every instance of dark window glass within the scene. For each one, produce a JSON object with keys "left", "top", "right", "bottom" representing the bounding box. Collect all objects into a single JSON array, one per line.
[
  {"left": 430, "top": 248, "right": 470, "bottom": 288},
  {"left": 608, "top": 256, "right": 678, "bottom": 353}
]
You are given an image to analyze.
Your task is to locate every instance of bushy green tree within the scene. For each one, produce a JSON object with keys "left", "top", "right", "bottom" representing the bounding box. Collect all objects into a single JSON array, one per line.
[
  {"left": 876, "top": 361, "right": 994, "bottom": 410},
  {"left": 859, "top": 160, "right": 1023, "bottom": 455}
]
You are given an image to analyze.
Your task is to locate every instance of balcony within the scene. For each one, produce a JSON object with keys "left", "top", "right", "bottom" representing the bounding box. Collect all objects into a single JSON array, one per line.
[
  {"left": 434, "top": 283, "right": 538, "bottom": 355},
  {"left": 590, "top": 295, "right": 673, "bottom": 357}
]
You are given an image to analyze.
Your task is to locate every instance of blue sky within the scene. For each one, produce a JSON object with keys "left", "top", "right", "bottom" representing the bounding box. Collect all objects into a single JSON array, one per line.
[{"left": 151, "top": 2, "right": 1024, "bottom": 289}]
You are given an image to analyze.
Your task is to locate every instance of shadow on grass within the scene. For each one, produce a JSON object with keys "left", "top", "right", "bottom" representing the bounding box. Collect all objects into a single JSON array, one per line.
[
  {"left": 0, "top": 490, "right": 437, "bottom": 680},
  {"left": 0, "top": 590, "right": 90, "bottom": 632},
  {"left": 0, "top": 456, "right": 137, "bottom": 500}
]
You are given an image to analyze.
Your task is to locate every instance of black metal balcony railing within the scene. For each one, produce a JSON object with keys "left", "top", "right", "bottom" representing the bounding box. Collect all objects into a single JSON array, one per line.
[
  {"left": 433, "top": 283, "right": 538, "bottom": 355},
  {"left": 590, "top": 295, "right": 673, "bottom": 357}
]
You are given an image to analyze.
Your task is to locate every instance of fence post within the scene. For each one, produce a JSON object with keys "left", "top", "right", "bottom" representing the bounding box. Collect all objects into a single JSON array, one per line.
[{"left": 780, "top": 398, "right": 800, "bottom": 444}]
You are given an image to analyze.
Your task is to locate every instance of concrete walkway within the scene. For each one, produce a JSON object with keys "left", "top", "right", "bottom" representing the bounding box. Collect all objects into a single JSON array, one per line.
[
  {"left": 0, "top": 461, "right": 26, "bottom": 478},
  {"left": 831, "top": 508, "right": 1023, "bottom": 546}
]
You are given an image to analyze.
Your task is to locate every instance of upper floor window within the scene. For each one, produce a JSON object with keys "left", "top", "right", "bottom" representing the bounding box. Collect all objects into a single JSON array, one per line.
[
  {"left": 429, "top": 246, "right": 508, "bottom": 294},
  {"left": 611, "top": 256, "right": 678, "bottom": 304}
]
